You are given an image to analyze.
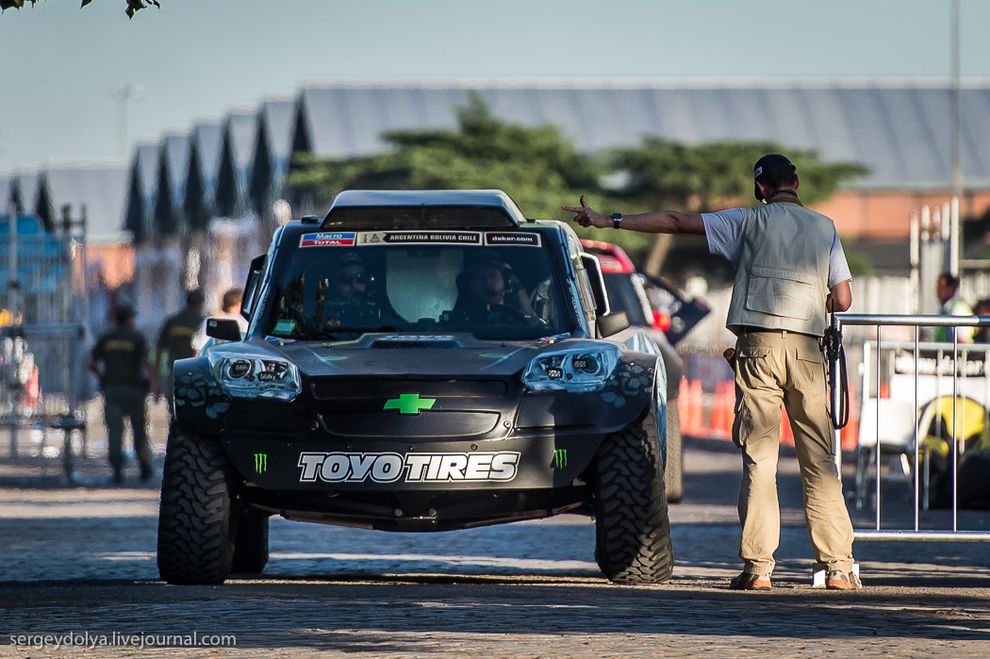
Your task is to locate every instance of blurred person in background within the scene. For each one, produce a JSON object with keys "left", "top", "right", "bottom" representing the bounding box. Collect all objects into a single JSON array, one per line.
[
  {"left": 564, "top": 153, "right": 861, "bottom": 591},
  {"left": 972, "top": 298, "right": 990, "bottom": 343},
  {"left": 192, "top": 287, "right": 247, "bottom": 352},
  {"left": 153, "top": 289, "right": 205, "bottom": 403},
  {"left": 89, "top": 304, "right": 152, "bottom": 484},
  {"left": 934, "top": 272, "right": 974, "bottom": 344}
]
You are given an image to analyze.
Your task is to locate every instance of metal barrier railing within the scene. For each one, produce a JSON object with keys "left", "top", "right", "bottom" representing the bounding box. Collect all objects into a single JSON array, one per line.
[
  {"left": 833, "top": 313, "right": 990, "bottom": 542},
  {"left": 0, "top": 323, "right": 88, "bottom": 476}
]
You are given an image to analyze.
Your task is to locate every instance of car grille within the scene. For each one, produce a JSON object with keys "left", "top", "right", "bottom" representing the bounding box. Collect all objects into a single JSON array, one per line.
[{"left": 311, "top": 379, "right": 507, "bottom": 400}]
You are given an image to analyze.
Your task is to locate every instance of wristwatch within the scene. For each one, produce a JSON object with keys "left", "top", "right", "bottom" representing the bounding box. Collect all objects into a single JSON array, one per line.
[{"left": 610, "top": 212, "right": 623, "bottom": 229}]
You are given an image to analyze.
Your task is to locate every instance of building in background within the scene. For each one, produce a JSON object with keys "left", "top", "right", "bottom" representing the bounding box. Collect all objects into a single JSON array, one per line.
[
  {"left": 3, "top": 162, "right": 129, "bottom": 332},
  {"left": 206, "top": 110, "right": 261, "bottom": 313},
  {"left": 249, "top": 96, "right": 296, "bottom": 231},
  {"left": 124, "top": 143, "right": 161, "bottom": 336},
  {"left": 5, "top": 76, "right": 963, "bottom": 334}
]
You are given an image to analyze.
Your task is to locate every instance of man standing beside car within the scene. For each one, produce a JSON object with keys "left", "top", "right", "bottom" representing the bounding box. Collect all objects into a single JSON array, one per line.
[{"left": 563, "top": 153, "right": 861, "bottom": 590}]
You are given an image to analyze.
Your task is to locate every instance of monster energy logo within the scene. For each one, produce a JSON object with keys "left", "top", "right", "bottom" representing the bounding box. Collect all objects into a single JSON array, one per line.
[
  {"left": 552, "top": 448, "right": 567, "bottom": 469},
  {"left": 253, "top": 452, "right": 268, "bottom": 474}
]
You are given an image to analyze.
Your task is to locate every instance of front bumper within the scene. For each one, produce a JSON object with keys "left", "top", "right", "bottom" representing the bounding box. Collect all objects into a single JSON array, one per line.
[
  {"left": 242, "top": 485, "right": 592, "bottom": 532},
  {"left": 225, "top": 430, "right": 602, "bottom": 531},
  {"left": 223, "top": 429, "right": 601, "bottom": 492}
]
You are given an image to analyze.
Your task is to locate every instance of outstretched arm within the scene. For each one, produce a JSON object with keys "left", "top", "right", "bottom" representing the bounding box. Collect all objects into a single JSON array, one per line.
[{"left": 561, "top": 196, "right": 705, "bottom": 235}]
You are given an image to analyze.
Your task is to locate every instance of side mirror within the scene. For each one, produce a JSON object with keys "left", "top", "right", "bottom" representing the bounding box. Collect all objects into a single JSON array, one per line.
[
  {"left": 579, "top": 252, "right": 611, "bottom": 317},
  {"left": 241, "top": 253, "right": 267, "bottom": 321},
  {"left": 598, "top": 311, "right": 630, "bottom": 338},
  {"left": 206, "top": 318, "right": 243, "bottom": 342}
]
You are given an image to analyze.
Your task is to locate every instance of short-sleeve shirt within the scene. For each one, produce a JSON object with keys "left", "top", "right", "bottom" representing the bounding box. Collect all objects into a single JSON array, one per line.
[
  {"left": 92, "top": 327, "right": 147, "bottom": 388},
  {"left": 157, "top": 308, "right": 205, "bottom": 365},
  {"left": 701, "top": 207, "right": 852, "bottom": 288}
]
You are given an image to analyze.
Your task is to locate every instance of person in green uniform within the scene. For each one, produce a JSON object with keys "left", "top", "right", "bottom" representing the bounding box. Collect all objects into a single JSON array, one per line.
[
  {"left": 90, "top": 304, "right": 153, "bottom": 484},
  {"left": 934, "top": 272, "right": 974, "bottom": 343},
  {"left": 153, "top": 289, "right": 206, "bottom": 404}
]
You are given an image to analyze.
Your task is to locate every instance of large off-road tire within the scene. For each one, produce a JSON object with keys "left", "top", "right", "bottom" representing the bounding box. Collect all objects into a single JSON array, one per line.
[
  {"left": 232, "top": 509, "right": 270, "bottom": 574},
  {"left": 157, "top": 432, "right": 235, "bottom": 585},
  {"left": 664, "top": 403, "right": 684, "bottom": 503},
  {"left": 594, "top": 422, "right": 674, "bottom": 584}
]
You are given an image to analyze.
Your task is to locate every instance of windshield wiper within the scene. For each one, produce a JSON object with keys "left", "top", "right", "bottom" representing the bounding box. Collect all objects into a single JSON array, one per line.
[{"left": 314, "top": 326, "right": 399, "bottom": 339}]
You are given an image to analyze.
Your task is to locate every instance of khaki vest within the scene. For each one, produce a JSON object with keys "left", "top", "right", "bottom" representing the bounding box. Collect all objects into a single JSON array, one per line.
[{"left": 726, "top": 194, "right": 835, "bottom": 337}]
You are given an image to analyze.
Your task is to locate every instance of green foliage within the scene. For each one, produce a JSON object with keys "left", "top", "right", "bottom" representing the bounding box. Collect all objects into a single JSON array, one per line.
[
  {"left": 609, "top": 138, "right": 868, "bottom": 210},
  {"left": 290, "top": 95, "right": 598, "bottom": 220},
  {"left": 844, "top": 252, "right": 875, "bottom": 276},
  {"left": 0, "top": 0, "right": 158, "bottom": 18},
  {"left": 287, "top": 96, "right": 868, "bottom": 260}
]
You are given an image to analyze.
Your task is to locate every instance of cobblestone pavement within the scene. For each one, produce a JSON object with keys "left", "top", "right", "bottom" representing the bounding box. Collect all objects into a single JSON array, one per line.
[{"left": 0, "top": 402, "right": 988, "bottom": 656}]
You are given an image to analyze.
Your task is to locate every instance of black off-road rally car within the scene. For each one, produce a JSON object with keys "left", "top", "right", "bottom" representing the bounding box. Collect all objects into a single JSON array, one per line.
[{"left": 157, "top": 190, "right": 674, "bottom": 585}]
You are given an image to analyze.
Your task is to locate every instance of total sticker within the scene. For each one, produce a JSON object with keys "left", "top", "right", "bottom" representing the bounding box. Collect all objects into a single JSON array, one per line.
[{"left": 300, "top": 232, "right": 356, "bottom": 247}]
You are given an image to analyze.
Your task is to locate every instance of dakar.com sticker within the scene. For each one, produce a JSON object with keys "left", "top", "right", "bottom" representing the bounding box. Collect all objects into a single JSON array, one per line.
[
  {"left": 299, "top": 232, "right": 356, "bottom": 247},
  {"left": 484, "top": 232, "right": 541, "bottom": 247}
]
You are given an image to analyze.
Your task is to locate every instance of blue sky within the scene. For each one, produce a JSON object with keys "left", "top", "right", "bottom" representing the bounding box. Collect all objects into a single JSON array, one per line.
[{"left": 1, "top": 0, "right": 988, "bottom": 170}]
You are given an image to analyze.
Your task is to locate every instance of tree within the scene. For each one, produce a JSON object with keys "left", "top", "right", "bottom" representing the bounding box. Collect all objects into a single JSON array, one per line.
[
  {"left": 289, "top": 94, "right": 602, "bottom": 220},
  {"left": 606, "top": 138, "right": 868, "bottom": 271},
  {"left": 0, "top": 0, "right": 159, "bottom": 18},
  {"left": 288, "top": 97, "right": 868, "bottom": 267}
]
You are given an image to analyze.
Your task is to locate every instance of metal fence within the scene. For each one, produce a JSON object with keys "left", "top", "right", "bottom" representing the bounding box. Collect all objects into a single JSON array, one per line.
[
  {"left": 1, "top": 208, "right": 90, "bottom": 477},
  {"left": 833, "top": 312, "right": 990, "bottom": 542}
]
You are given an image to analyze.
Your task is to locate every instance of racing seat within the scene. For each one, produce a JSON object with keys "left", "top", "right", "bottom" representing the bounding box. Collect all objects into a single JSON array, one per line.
[
  {"left": 917, "top": 396, "right": 990, "bottom": 508},
  {"left": 854, "top": 395, "right": 990, "bottom": 510}
]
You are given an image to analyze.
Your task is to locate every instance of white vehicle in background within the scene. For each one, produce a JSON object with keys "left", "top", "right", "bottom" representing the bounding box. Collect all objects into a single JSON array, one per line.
[{"left": 857, "top": 339, "right": 990, "bottom": 510}]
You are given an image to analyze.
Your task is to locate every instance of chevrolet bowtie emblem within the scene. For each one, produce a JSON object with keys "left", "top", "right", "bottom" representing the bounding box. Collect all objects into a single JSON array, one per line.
[{"left": 383, "top": 393, "right": 437, "bottom": 415}]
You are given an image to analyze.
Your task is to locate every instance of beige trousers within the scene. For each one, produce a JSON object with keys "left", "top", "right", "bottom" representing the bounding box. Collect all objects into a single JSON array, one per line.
[{"left": 732, "top": 330, "right": 855, "bottom": 576}]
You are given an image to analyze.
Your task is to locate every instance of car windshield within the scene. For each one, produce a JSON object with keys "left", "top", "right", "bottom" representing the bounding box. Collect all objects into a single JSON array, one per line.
[{"left": 264, "top": 230, "right": 568, "bottom": 341}]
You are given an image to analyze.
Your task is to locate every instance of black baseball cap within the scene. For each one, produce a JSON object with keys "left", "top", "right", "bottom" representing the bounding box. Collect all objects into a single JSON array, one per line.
[
  {"left": 113, "top": 303, "right": 136, "bottom": 325},
  {"left": 186, "top": 288, "right": 205, "bottom": 305},
  {"left": 753, "top": 153, "right": 797, "bottom": 201}
]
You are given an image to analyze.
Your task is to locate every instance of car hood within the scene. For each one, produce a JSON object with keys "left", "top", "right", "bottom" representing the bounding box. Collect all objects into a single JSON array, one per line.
[{"left": 221, "top": 333, "right": 580, "bottom": 380}]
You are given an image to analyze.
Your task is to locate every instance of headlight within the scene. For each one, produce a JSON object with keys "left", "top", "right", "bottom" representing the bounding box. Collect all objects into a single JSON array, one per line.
[
  {"left": 521, "top": 345, "right": 620, "bottom": 393},
  {"left": 209, "top": 353, "right": 302, "bottom": 401}
]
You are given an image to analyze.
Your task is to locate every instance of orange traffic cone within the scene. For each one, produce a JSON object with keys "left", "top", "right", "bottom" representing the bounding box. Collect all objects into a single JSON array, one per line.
[
  {"left": 840, "top": 378, "right": 859, "bottom": 451},
  {"left": 677, "top": 377, "right": 691, "bottom": 434},
  {"left": 719, "top": 381, "right": 735, "bottom": 438},
  {"left": 689, "top": 379, "right": 704, "bottom": 436},
  {"left": 779, "top": 408, "right": 795, "bottom": 446}
]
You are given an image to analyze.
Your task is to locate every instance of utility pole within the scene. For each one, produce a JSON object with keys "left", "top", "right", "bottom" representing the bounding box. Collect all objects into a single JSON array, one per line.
[
  {"left": 110, "top": 85, "right": 145, "bottom": 157},
  {"left": 949, "top": 0, "right": 962, "bottom": 275}
]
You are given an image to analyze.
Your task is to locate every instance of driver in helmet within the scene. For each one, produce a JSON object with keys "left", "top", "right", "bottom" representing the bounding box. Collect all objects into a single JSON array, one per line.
[{"left": 454, "top": 260, "right": 536, "bottom": 325}]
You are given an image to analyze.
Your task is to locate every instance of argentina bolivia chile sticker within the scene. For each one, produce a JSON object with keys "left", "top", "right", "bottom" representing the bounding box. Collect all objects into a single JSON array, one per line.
[{"left": 358, "top": 231, "right": 482, "bottom": 245}]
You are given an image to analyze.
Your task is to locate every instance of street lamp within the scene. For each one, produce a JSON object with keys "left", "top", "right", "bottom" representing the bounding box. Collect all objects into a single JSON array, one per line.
[{"left": 109, "top": 84, "right": 145, "bottom": 157}]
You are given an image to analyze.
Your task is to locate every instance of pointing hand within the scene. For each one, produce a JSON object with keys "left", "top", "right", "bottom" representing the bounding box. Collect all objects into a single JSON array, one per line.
[{"left": 562, "top": 195, "right": 609, "bottom": 229}]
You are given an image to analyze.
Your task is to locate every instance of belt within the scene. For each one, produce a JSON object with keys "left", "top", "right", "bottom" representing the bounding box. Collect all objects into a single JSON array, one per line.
[{"left": 737, "top": 326, "right": 789, "bottom": 335}]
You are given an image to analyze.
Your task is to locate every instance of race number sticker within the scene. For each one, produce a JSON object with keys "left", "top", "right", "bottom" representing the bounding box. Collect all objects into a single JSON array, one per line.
[
  {"left": 484, "top": 232, "right": 541, "bottom": 247},
  {"left": 300, "top": 232, "right": 356, "bottom": 247}
]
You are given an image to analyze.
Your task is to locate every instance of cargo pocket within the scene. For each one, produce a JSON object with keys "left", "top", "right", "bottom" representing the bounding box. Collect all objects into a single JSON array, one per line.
[
  {"left": 745, "top": 266, "right": 815, "bottom": 320},
  {"left": 737, "top": 347, "right": 771, "bottom": 360},
  {"left": 795, "top": 344, "right": 829, "bottom": 422},
  {"left": 732, "top": 347, "right": 771, "bottom": 448}
]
